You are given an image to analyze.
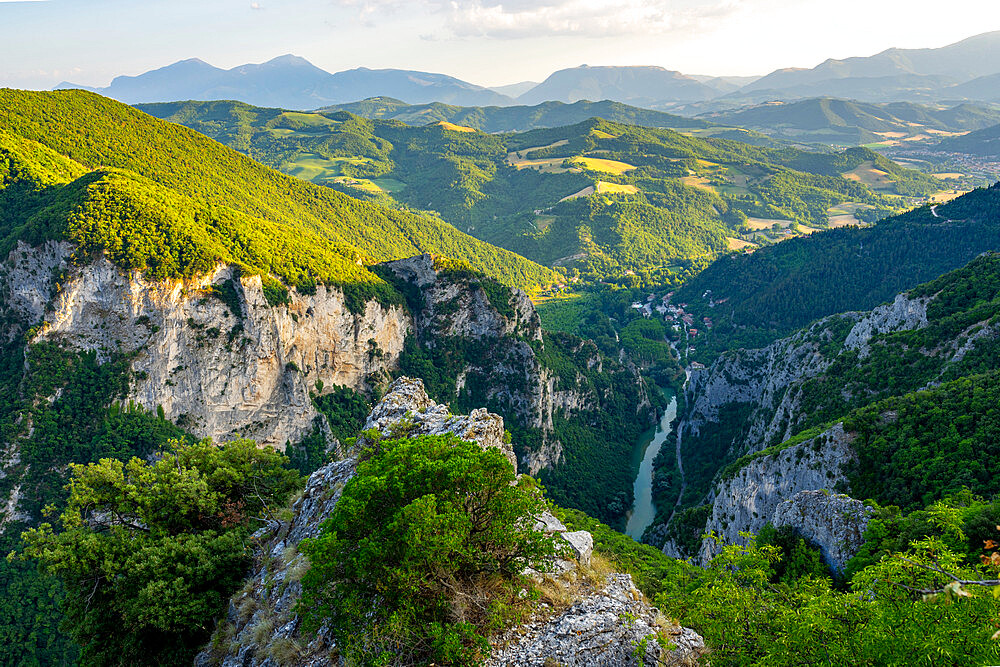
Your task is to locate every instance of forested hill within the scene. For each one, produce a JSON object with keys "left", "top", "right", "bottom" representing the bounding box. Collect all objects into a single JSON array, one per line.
[
  {"left": 312, "top": 97, "right": 713, "bottom": 132},
  {"left": 0, "top": 89, "right": 557, "bottom": 302},
  {"left": 140, "top": 99, "right": 941, "bottom": 285},
  {"left": 672, "top": 182, "right": 1000, "bottom": 357}
]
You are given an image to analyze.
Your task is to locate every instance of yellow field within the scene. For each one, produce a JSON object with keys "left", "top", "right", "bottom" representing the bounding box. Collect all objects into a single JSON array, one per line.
[
  {"left": 842, "top": 161, "right": 893, "bottom": 189},
  {"left": 681, "top": 175, "right": 714, "bottom": 192},
  {"left": 570, "top": 156, "right": 636, "bottom": 175},
  {"left": 928, "top": 189, "right": 971, "bottom": 204},
  {"left": 596, "top": 181, "right": 639, "bottom": 195},
  {"left": 510, "top": 157, "right": 574, "bottom": 173},
  {"left": 590, "top": 129, "right": 618, "bottom": 139},
  {"left": 558, "top": 181, "right": 638, "bottom": 202},
  {"left": 330, "top": 176, "right": 384, "bottom": 194},
  {"left": 727, "top": 237, "right": 757, "bottom": 251},
  {"left": 437, "top": 121, "right": 477, "bottom": 133},
  {"left": 826, "top": 202, "right": 870, "bottom": 228},
  {"left": 933, "top": 172, "right": 965, "bottom": 180}
]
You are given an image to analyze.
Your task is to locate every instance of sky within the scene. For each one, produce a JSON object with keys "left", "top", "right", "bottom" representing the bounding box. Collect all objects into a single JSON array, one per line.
[{"left": 1, "top": 0, "right": 999, "bottom": 89}]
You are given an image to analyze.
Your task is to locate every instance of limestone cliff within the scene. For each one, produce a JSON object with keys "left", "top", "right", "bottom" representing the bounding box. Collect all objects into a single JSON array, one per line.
[
  {"left": 657, "top": 290, "right": 939, "bottom": 561},
  {"left": 197, "top": 378, "right": 705, "bottom": 667},
  {"left": 687, "top": 424, "right": 856, "bottom": 564},
  {"left": 0, "top": 245, "right": 652, "bottom": 530}
]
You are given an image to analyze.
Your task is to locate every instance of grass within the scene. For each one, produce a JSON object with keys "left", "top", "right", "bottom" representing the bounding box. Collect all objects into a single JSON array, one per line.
[
  {"left": 726, "top": 237, "right": 757, "bottom": 251},
  {"left": 436, "top": 121, "right": 477, "bottom": 133},
  {"left": 842, "top": 161, "right": 893, "bottom": 189},
  {"left": 596, "top": 181, "right": 639, "bottom": 195},
  {"left": 570, "top": 156, "right": 636, "bottom": 175}
]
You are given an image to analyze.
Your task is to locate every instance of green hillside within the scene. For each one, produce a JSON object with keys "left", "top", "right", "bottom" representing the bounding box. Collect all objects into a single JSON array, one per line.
[
  {"left": 936, "top": 122, "right": 1000, "bottom": 156},
  {"left": 313, "top": 96, "right": 713, "bottom": 132},
  {"left": 0, "top": 89, "right": 557, "bottom": 305},
  {"left": 702, "top": 97, "right": 1000, "bottom": 146},
  {"left": 141, "top": 100, "right": 940, "bottom": 284},
  {"left": 671, "top": 183, "right": 1000, "bottom": 358}
]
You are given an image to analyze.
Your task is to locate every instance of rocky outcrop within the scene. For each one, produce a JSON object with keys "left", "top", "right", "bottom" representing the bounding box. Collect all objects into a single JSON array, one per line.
[
  {"left": 677, "top": 423, "right": 856, "bottom": 565},
  {"left": 198, "top": 378, "right": 701, "bottom": 667},
  {"left": 486, "top": 574, "right": 705, "bottom": 667},
  {"left": 362, "top": 376, "right": 515, "bottom": 469},
  {"left": 773, "top": 490, "right": 874, "bottom": 575},
  {"left": 843, "top": 293, "right": 929, "bottom": 356}
]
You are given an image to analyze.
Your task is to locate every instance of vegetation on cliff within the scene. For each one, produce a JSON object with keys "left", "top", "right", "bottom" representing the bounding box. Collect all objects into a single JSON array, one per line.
[{"left": 299, "top": 433, "right": 556, "bottom": 665}]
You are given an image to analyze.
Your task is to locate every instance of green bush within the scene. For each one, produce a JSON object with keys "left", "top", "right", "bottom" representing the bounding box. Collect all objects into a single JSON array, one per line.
[
  {"left": 298, "top": 434, "right": 557, "bottom": 665},
  {"left": 19, "top": 438, "right": 301, "bottom": 667}
]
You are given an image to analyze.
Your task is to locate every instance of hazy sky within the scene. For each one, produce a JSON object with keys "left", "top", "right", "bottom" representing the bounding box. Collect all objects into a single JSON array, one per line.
[{"left": 2, "top": 0, "right": 999, "bottom": 89}]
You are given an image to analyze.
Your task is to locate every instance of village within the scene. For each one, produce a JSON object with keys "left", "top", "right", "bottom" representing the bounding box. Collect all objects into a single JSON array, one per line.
[{"left": 631, "top": 288, "right": 730, "bottom": 370}]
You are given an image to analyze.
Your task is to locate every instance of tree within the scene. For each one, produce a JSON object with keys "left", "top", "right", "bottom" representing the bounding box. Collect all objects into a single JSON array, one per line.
[
  {"left": 298, "top": 434, "right": 558, "bottom": 666},
  {"left": 19, "top": 438, "right": 300, "bottom": 666}
]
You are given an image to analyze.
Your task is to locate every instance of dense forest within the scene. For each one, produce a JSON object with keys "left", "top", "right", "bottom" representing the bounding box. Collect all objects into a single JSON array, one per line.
[
  {"left": 0, "top": 89, "right": 558, "bottom": 303},
  {"left": 671, "top": 183, "right": 1000, "bottom": 358}
]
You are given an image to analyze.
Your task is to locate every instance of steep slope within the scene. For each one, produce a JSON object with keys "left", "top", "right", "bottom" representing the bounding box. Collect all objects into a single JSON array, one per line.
[
  {"left": 312, "top": 97, "right": 712, "bottom": 132},
  {"left": 57, "top": 56, "right": 512, "bottom": 108},
  {"left": 196, "top": 377, "right": 705, "bottom": 667},
  {"left": 517, "top": 65, "right": 718, "bottom": 106},
  {"left": 655, "top": 251, "right": 1000, "bottom": 559},
  {"left": 672, "top": 183, "right": 1000, "bottom": 359},
  {"left": 1, "top": 89, "right": 557, "bottom": 296}
]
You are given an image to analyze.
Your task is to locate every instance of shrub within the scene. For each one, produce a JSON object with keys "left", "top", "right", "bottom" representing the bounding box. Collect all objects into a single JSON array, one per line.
[{"left": 298, "top": 434, "right": 557, "bottom": 665}]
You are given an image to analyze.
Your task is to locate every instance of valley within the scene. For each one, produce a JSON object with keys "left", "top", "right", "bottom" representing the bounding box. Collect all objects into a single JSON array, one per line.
[{"left": 4, "top": 14, "right": 1000, "bottom": 667}]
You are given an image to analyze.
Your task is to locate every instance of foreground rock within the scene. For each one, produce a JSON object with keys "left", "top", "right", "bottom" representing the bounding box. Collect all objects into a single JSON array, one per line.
[
  {"left": 487, "top": 574, "right": 704, "bottom": 667},
  {"left": 196, "top": 378, "right": 698, "bottom": 666}
]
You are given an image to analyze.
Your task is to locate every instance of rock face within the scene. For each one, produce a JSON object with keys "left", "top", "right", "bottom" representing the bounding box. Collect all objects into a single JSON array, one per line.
[
  {"left": 197, "top": 378, "right": 702, "bottom": 667},
  {"left": 486, "top": 574, "right": 705, "bottom": 667},
  {"left": 773, "top": 490, "right": 874, "bottom": 575},
  {"left": 683, "top": 424, "right": 856, "bottom": 564},
  {"left": 657, "top": 290, "right": 939, "bottom": 560},
  {"left": 6, "top": 242, "right": 409, "bottom": 449}
]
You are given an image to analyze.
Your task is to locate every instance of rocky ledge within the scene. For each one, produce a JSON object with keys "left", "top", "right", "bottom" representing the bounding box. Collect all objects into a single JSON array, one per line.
[{"left": 197, "top": 377, "right": 703, "bottom": 666}]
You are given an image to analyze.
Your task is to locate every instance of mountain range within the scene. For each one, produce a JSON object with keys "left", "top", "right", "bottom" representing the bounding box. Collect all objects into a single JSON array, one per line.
[{"left": 56, "top": 31, "right": 1000, "bottom": 111}]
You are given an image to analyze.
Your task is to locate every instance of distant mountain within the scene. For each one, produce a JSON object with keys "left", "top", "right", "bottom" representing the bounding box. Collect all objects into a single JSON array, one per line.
[
  {"left": 516, "top": 65, "right": 718, "bottom": 107},
  {"left": 689, "top": 75, "right": 761, "bottom": 95},
  {"left": 488, "top": 81, "right": 539, "bottom": 98},
  {"left": 936, "top": 123, "right": 1000, "bottom": 157},
  {"left": 948, "top": 73, "right": 1000, "bottom": 102},
  {"left": 702, "top": 97, "right": 1000, "bottom": 145},
  {"left": 745, "top": 31, "right": 1000, "bottom": 93},
  {"left": 316, "top": 97, "right": 712, "bottom": 132},
  {"left": 737, "top": 31, "right": 1000, "bottom": 103},
  {"left": 56, "top": 55, "right": 513, "bottom": 109}
]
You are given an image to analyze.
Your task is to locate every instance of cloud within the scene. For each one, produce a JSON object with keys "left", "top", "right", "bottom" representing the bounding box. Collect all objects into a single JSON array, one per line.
[
  {"left": 445, "top": 0, "right": 744, "bottom": 39},
  {"left": 329, "top": 0, "right": 743, "bottom": 38}
]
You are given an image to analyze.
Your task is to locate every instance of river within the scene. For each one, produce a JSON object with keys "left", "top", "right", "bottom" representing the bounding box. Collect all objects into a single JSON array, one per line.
[{"left": 625, "top": 395, "right": 677, "bottom": 540}]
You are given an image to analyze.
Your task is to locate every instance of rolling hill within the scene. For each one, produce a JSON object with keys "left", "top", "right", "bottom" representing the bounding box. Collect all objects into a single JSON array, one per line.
[
  {"left": 141, "top": 99, "right": 942, "bottom": 284},
  {"left": 0, "top": 89, "right": 557, "bottom": 300},
  {"left": 700, "top": 98, "right": 1000, "bottom": 146},
  {"left": 316, "top": 97, "right": 713, "bottom": 132},
  {"left": 935, "top": 122, "right": 1000, "bottom": 157}
]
